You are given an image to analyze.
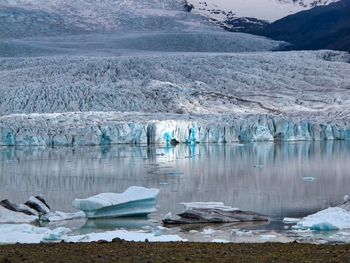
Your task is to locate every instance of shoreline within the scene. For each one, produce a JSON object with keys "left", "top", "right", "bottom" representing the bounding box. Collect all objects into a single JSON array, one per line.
[{"left": 1, "top": 242, "right": 349, "bottom": 262}]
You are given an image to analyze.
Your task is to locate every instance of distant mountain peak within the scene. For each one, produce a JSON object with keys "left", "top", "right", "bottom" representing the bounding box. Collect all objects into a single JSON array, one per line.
[{"left": 187, "top": 0, "right": 340, "bottom": 31}]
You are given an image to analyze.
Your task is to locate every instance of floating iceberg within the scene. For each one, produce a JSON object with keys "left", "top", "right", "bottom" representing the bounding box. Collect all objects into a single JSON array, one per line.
[
  {"left": 294, "top": 198, "right": 350, "bottom": 231},
  {"left": 294, "top": 207, "right": 350, "bottom": 231},
  {"left": 163, "top": 202, "right": 269, "bottom": 224},
  {"left": 72, "top": 186, "right": 160, "bottom": 219}
]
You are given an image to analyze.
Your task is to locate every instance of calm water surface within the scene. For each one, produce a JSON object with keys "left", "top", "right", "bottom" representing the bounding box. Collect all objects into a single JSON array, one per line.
[{"left": 1, "top": 141, "right": 350, "bottom": 226}]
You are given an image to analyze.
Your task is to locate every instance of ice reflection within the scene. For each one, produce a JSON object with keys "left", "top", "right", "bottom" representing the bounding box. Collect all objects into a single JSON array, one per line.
[{"left": 0, "top": 141, "right": 350, "bottom": 221}]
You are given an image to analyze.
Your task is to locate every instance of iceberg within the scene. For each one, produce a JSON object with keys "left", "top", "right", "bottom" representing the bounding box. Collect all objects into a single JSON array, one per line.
[
  {"left": 72, "top": 186, "right": 160, "bottom": 219},
  {"left": 163, "top": 202, "right": 269, "bottom": 224},
  {"left": 294, "top": 198, "right": 350, "bottom": 231},
  {"left": 294, "top": 207, "right": 350, "bottom": 231}
]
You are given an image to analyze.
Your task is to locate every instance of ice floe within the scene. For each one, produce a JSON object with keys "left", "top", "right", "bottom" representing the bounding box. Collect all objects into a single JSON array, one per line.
[{"left": 72, "top": 186, "right": 160, "bottom": 219}]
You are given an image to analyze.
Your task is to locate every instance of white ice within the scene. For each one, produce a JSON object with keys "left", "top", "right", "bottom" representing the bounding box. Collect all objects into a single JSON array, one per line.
[
  {"left": 294, "top": 207, "right": 350, "bottom": 231},
  {"left": 0, "top": 224, "right": 184, "bottom": 244},
  {"left": 283, "top": 217, "right": 301, "bottom": 224},
  {"left": 41, "top": 211, "right": 86, "bottom": 222},
  {"left": 0, "top": 206, "right": 37, "bottom": 224},
  {"left": 181, "top": 202, "right": 239, "bottom": 211}
]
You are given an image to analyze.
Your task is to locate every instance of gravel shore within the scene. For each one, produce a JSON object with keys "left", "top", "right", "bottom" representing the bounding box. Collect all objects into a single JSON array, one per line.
[{"left": 1, "top": 242, "right": 350, "bottom": 263}]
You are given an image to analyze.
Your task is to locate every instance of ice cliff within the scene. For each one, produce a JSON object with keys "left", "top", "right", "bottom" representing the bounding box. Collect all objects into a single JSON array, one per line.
[{"left": 0, "top": 112, "right": 349, "bottom": 146}]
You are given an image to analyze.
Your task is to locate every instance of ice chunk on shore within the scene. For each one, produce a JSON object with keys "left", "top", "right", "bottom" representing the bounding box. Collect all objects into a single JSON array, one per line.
[
  {"left": 72, "top": 186, "right": 160, "bottom": 219},
  {"left": 0, "top": 206, "right": 37, "bottom": 224},
  {"left": 0, "top": 224, "right": 55, "bottom": 244},
  {"left": 0, "top": 224, "right": 184, "bottom": 244},
  {"left": 67, "top": 229, "right": 185, "bottom": 243},
  {"left": 294, "top": 207, "right": 350, "bottom": 231},
  {"left": 41, "top": 211, "right": 86, "bottom": 222}
]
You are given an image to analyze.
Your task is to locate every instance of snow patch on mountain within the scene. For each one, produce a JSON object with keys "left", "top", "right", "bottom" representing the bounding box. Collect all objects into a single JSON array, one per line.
[{"left": 187, "top": 0, "right": 340, "bottom": 29}]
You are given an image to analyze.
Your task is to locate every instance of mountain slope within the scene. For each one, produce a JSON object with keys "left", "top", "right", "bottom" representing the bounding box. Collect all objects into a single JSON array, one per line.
[
  {"left": 187, "top": 0, "right": 339, "bottom": 31},
  {"left": 261, "top": 0, "right": 350, "bottom": 51}
]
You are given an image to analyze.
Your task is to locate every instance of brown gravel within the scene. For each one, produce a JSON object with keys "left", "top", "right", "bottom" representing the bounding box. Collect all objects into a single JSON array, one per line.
[{"left": 1, "top": 242, "right": 350, "bottom": 263}]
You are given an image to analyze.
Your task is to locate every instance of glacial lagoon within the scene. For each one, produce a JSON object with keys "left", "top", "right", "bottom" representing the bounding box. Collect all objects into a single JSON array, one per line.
[{"left": 1, "top": 141, "right": 350, "bottom": 243}]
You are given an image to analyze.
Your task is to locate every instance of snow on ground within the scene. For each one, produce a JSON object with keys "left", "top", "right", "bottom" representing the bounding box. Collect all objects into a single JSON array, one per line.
[
  {"left": 0, "top": 224, "right": 184, "bottom": 244},
  {"left": 0, "top": 50, "right": 349, "bottom": 145}
]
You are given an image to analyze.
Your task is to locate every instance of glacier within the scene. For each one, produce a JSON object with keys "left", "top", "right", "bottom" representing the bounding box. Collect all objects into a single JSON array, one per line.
[
  {"left": 72, "top": 186, "right": 160, "bottom": 219},
  {"left": 0, "top": 51, "right": 349, "bottom": 146}
]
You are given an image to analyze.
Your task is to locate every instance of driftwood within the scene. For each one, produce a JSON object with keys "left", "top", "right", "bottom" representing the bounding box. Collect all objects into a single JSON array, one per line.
[{"left": 163, "top": 203, "right": 269, "bottom": 225}]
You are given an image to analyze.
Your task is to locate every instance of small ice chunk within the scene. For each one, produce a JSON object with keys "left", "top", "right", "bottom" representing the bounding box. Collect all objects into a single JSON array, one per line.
[
  {"left": 302, "top": 177, "right": 316, "bottom": 182},
  {"left": 283, "top": 217, "right": 301, "bottom": 224},
  {"left": 41, "top": 211, "right": 86, "bottom": 222},
  {"left": 163, "top": 212, "right": 172, "bottom": 221},
  {"left": 42, "top": 227, "right": 72, "bottom": 242},
  {"left": 181, "top": 202, "right": 239, "bottom": 212},
  {"left": 260, "top": 234, "right": 276, "bottom": 240},
  {"left": 202, "top": 228, "right": 216, "bottom": 235}
]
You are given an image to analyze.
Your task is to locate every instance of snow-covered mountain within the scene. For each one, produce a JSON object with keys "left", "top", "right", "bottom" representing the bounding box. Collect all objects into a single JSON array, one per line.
[{"left": 187, "top": 0, "right": 340, "bottom": 31}]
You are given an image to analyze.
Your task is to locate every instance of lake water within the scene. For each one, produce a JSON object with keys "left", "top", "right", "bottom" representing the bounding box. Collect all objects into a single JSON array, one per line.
[{"left": 1, "top": 141, "right": 350, "bottom": 242}]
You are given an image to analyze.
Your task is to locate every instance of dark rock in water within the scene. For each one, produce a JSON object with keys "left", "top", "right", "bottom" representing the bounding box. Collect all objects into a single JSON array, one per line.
[
  {"left": 0, "top": 199, "right": 38, "bottom": 216},
  {"left": 163, "top": 202, "right": 269, "bottom": 225},
  {"left": 25, "top": 196, "right": 50, "bottom": 215}
]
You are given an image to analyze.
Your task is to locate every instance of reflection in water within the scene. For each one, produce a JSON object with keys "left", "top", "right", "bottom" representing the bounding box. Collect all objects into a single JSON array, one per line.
[{"left": 1, "top": 141, "right": 350, "bottom": 222}]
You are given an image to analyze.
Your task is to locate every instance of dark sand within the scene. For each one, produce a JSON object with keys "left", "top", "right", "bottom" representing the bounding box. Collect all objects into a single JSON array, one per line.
[{"left": 1, "top": 242, "right": 350, "bottom": 263}]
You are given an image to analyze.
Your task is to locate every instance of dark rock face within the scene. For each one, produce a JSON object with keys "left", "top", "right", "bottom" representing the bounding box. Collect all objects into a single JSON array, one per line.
[
  {"left": 163, "top": 208, "right": 269, "bottom": 225},
  {"left": 260, "top": 0, "right": 350, "bottom": 52}
]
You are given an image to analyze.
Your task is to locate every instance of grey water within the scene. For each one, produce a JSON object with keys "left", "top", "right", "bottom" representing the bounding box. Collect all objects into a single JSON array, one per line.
[{"left": 1, "top": 141, "right": 350, "bottom": 233}]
